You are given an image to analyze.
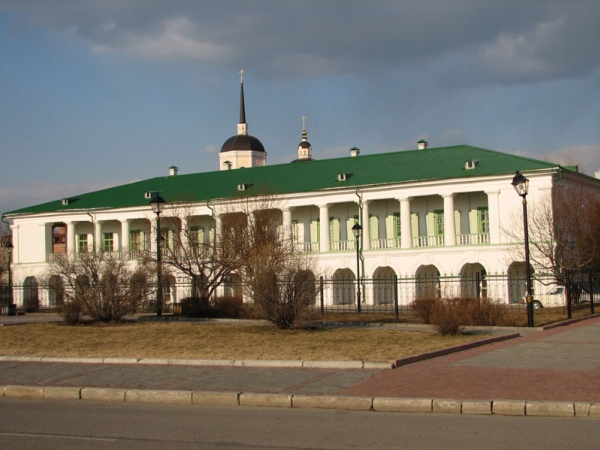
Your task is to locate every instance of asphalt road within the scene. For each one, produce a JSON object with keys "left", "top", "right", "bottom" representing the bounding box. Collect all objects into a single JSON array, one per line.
[{"left": 0, "top": 399, "right": 597, "bottom": 450}]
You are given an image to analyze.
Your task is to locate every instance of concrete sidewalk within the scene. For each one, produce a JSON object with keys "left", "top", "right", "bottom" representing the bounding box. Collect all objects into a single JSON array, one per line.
[{"left": 1, "top": 315, "right": 600, "bottom": 418}]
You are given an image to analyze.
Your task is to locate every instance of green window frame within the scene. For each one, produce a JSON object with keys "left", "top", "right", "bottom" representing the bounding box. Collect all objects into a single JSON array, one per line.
[
  {"left": 393, "top": 212, "right": 401, "bottom": 238},
  {"left": 434, "top": 210, "right": 444, "bottom": 236},
  {"left": 102, "top": 233, "right": 114, "bottom": 252},
  {"left": 77, "top": 234, "right": 88, "bottom": 253},
  {"left": 160, "top": 228, "right": 174, "bottom": 250},
  {"left": 477, "top": 208, "right": 489, "bottom": 234}
]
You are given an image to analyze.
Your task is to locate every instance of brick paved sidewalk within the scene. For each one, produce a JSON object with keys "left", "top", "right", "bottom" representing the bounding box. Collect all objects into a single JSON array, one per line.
[{"left": 341, "top": 316, "right": 600, "bottom": 403}]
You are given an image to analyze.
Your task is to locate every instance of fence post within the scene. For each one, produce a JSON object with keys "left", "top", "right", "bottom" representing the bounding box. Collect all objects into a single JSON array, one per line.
[
  {"left": 566, "top": 269, "right": 572, "bottom": 319},
  {"left": 394, "top": 275, "right": 399, "bottom": 319},
  {"left": 319, "top": 276, "right": 324, "bottom": 316},
  {"left": 589, "top": 269, "right": 595, "bottom": 315}
]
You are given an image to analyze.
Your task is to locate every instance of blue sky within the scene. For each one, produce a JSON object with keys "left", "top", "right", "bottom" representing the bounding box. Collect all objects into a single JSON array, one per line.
[{"left": 2, "top": 1, "right": 600, "bottom": 216}]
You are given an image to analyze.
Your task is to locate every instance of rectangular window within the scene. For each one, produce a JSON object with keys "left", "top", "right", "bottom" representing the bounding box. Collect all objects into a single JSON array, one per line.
[
  {"left": 393, "top": 212, "right": 401, "bottom": 238},
  {"left": 102, "top": 233, "right": 114, "bottom": 252},
  {"left": 329, "top": 217, "right": 340, "bottom": 242},
  {"left": 189, "top": 226, "right": 204, "bottom": 246},
  {"left": 292, "top": 220, "right": 299, "bottom": 243},
  {"left": 478, "top": 208, "right": 490, "bottom": 234},
  {"left": 161, "top": 228, "right": 174, "bottom": 250},
  {"left": 77, "top": 234, "right": 88, "bottom": 253},
  {"left": 434, "top": 210, "right": 444, "bottom": 236},
  {"left": 130, "top": 230, "right": 144, "bottom": 251},
  {"left": 52, "top": 224, "right": 67, "bottom": 254}
]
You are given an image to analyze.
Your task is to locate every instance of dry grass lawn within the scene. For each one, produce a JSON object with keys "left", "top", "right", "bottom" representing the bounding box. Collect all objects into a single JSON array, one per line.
[{"left": 0, "top": 322, "right": 487, "bottom": 363}]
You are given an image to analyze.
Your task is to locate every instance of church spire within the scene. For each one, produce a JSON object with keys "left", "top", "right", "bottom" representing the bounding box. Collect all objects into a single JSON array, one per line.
[
  {"left": 237, "top": 69, "right": 248, "bottom": 135},
  {"left": 294, "top": 115, "right": 313, "bottom": 162}
]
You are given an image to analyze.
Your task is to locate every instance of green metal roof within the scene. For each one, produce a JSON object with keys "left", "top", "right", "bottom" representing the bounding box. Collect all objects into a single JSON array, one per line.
[{"left": 6, "top": 145, "right": 560, "bottom": 216}]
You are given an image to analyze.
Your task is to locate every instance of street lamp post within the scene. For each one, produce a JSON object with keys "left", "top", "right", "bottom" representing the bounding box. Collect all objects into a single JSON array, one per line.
[
  {"left": 150, "top": 194, "right": 166, "bottom": 317},
  {"left": 4, "top": 241, "right": 14, "bottom": 316},
  {"left": 351, "top": 222, "right": 363, "bottom": 313},
  {"left": 512, "top": 171, "right": 534, "bottom": 327}
]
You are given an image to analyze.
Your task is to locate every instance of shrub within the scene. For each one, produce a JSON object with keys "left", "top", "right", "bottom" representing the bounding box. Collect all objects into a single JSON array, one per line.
[
  {"left": 58, "top": 299, "right": 82, "bottom": 325},
  {"left": 214, "top": 296, "right": 244, "bottom": 318},
  {"left": 411, "top": 297, "right": 438, "bottom": 324},
  {"left": 179, "top": 297, "right": 213, "bottom": 317},
  {"left": 430, "top": 298, "right": 465, "bottom": 335}
]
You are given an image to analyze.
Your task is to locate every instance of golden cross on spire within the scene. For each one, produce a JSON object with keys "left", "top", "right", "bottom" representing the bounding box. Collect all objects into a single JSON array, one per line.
[
  {"left": 301, "top": 115, "right": 306, "bottom": 131},
  {"left": 239, "top": 69, "right": 244, "bottom": 83}
]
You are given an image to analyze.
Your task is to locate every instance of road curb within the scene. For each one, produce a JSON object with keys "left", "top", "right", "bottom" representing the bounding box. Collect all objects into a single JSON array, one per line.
[
  {"left": 2, "top": 385, "right": 598, "bottom": 418},
  {"left": 391, "top": 333, "right": 520, "bottom": 368},
  {"left": 0, "top": 355, "right": 393, "bottom": 370}
]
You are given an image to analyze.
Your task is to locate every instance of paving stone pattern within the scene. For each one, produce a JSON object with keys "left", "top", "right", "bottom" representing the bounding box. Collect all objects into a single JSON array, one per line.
[
  {"left": 341, "top": 316, "right": 600, "bottom": 403},
  {"left": 2, "top": 315, "right": 600, "bottom": 405}
]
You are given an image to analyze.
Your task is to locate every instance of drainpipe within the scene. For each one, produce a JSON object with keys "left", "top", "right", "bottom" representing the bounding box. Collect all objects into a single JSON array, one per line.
[{"left": 355, "top": 188, "right": 365, "bottom": 304}]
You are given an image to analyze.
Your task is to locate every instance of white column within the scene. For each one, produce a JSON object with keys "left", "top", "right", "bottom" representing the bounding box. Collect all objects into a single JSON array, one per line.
[
  {"left": 399, "top": 197, "right": 412, "bottom": 249},
  {"left": 318, "top": 203, "right": 330, "bottom": 252},
  {"left": 11, "top": 224, "right": 19, "bottom": 264},
  {"left": 443, "top": 194, "right": 456, "bottom": 246},
  {"left": 121, "top": 219, "right": 131, "bottom": 253},
  {"left": 214, "top": 214, "right": 222, "bottom": 244},
  {"left": 361, "top": 200, "right": 370, "bottom": 250},
  {"left": 66, "top": 221, "right": 76, "bottom": 254},
  {"left": 282, "top": 207, "right": 293, "bottom": 243},
  {"left": 94, "top": 221, "right": 104, "bottom": 252},
  {"left": 180, "top": 217, "right": 189, "bottom": 250},
  {"left": 486, "top": 190, "right": 500, "bottom": 244}
]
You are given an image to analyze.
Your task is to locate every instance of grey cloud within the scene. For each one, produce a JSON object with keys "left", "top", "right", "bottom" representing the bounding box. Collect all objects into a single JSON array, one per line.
[{"left": 5, "top": 1, "right": 600, "bottom": 86}]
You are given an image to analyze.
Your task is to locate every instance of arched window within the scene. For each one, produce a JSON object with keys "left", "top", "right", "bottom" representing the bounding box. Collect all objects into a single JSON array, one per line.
[
  {"left": 223, "top": 273, "right": 242, "bottom": 300},
  {"left": 332, "top": 268, "right": 355, "bottom": 305},
  {"left": 507, "top": 262, "right": 527, "bottom": 304},
  {"left": 415, "top": 265, "right": 440, "bottom": 300},
  {"left": 460, "top": 263, "right": 487, "bottom": 298},
  {"left": 293, "top": 270, "right": 317, "bottom": 306},
  {"left": 48, "top": 275, "right": 64, "bottom": 307},
  {"left": 373, "top": 266, "right": 396, "bottom": 305},
  {"left": 163, "top": 275, "right": 177, "bottom": 305},
  {"left": 23, "top": 276, "right": 39, "bottom": 312}
]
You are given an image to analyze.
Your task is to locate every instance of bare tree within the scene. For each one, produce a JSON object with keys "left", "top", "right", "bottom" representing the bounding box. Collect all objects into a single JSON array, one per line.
[
  {"left": 505, "top": 187, "right": 600, "bottom": 283},
  {"left": 46, "top": 251, "right": 154, "bottom": 323},
  {"left": 158, "top": 203, "right": 242, "bottom": 305},
  {"left": 226, "top": 194, "right": 318, "bottom": 329}
]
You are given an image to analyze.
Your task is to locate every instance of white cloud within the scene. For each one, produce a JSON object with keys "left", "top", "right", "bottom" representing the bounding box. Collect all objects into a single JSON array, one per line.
[
  {"left": 93, "top": 16, "right": 234, "bottom": 63},
  {"left": 202, "top": 144, "right": 219, "bottom": 154}
]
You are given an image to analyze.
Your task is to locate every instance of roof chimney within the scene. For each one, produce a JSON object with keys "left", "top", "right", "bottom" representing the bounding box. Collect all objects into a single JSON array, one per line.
[
  {"left": 595, "top": 170, "right": 600, "bottom": 180},
  {"left": 350, "top": 147, "right": 360, "bottom": 157},
  {"left": 169, "top": 166, "right": 178, "bottom": 176},
  {"left": 417, "top": 140, "right": 428, "bottom": 150}
]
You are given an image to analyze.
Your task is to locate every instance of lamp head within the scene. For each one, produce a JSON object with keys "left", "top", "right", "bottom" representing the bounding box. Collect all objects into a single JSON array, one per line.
[
  {"left": 351, "top": 222, "right": 362, "bottom": 238},
  {"left": 150, "top": 194, "right": 166, "bottom": 214},
  {"left": 512, "top": 171, "right": 529, "bottom": 197}
]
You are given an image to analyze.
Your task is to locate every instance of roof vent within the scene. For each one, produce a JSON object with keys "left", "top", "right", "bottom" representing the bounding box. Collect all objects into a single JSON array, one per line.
[
  {"left": 61, "top": 198, "right": 69, "bottom": 206},
  {"left": 237, "top": 183, "right": 253, "bottom": 191},
  {"left": 465, "top": 160, "right": 479, "bottom": 170},
  {"left": 595, "top": 170, "right": 600, "bottom": 180},
  {"left": 144, "top": 191, "right": 159, "bottom": 199},
  {"left": 350, "top": 147, "right": 360, "bottom": 157},
  {"left": 417, "top": 140, "right": 428, "bottom": 150},
  {"left": 223, "top": 160, "right": 232, "bottom": 170},
  {"left": 337, "top": 172, "right": 347, "bottom": 182},
  {"left": 169, "top": 166, "right": 178, "bottom": 176}
]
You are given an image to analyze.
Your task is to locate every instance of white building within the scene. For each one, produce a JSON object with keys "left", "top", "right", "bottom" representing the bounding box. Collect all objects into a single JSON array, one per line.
[{"left": 5, "top": 79, "right": 600, "bottom": 310}]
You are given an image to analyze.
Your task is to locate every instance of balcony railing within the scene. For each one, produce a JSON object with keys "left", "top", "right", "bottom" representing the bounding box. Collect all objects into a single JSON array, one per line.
[
  {"left": 370, "top": 238, "right": 401, "bottom": 249},
  {"left": 456, "top": 233, "right": 490, "bottom": 245},
  {"left": 412, "top": 235, "right": 445, "bottom": 248},
  {"left": 330, "top": 240, "right": 356, "bottom": 252},
  {"left": 294, "top": 242, "right": 320, "bottom": 253}
]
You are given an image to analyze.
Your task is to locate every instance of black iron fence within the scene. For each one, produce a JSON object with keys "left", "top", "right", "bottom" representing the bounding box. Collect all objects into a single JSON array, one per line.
[{"left": 3, "top": 271, "right": 598, "bottom": 322}]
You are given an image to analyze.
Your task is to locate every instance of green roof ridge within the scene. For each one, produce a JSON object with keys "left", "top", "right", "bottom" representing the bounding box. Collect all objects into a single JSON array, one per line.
[{"left": 5, "top": 145, "right": 561, "bottom": 216}]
